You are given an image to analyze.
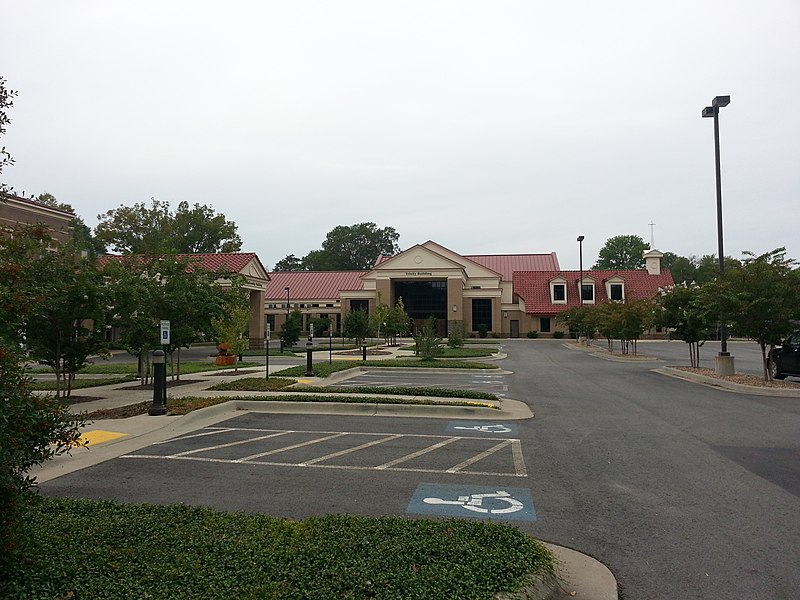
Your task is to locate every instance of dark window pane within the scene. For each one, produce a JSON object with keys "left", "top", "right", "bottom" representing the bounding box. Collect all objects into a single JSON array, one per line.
[
  {"left": 472, "top": 299, "right": 492, "bottom": 331},
  {"left": 394, "top": 280, "right": 447, "bottom": 320},
  {"left": 350, "top": 299, "right": 369, "bottom": 312},
  {"left": 540, "top": 317, "right": 551, "bottom": 333},
  {"left": 581, "top": 284, "right": 594, "bottom": 301},
  {"left": 610, "top": 284, "right": 623, "bottom": 301},
  {"left": 553, "top": 284, "right": 565, "bottom": 301}
]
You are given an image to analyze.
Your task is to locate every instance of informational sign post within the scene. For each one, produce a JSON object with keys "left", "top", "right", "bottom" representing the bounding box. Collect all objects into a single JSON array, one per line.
[{"left": 160, "top": 320, "right": 170, "bottom": 346}]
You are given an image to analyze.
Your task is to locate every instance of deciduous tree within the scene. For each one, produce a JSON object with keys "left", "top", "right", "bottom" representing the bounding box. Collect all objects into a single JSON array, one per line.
[
  {"left": 95, "top": 198, "right": 242, "bottom": 254},
  {"left": 704, "top": 248, "right": 800, "bottom": 380},
  {"left": 593, "top": 235, "right": 648, "bottom": 270}
]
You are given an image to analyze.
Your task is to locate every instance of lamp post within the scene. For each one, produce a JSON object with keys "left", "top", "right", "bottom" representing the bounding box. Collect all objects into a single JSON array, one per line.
[
  {"left": 577, "top": 235, "right": 585, "bottom": 306},
  {"left": 702, "top": 95, "right": 735, "bottom": 375},
  {"left": 285, "top": 286, "right": 290, "bottom": 319}
]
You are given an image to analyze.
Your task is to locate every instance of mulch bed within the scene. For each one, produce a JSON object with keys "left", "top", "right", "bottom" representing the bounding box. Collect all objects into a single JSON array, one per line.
[
  {"left": 204, "top": 369, "right": 261, "bottom": 377},
  {"left": 674, "top": 366, "right": 800, "bottom": 388}
]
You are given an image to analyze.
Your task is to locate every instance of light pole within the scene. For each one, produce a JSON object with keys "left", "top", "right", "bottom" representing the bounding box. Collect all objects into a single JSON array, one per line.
[
  {"left": 577, "top": 236, "right": 585, "bottom": 306},
  {"left": 702, "top": 95, "right": 735, "bottom": 375},
  {"left": 285, "top": 286, "right": 290, "bottom": 320}
]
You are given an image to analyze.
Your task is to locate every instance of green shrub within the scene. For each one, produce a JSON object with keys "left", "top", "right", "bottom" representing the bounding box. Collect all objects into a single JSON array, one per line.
[
  {"left": 553, "top": 331, "right": 565, "bottom": 339},
  {"left": 414, "top": 317, "right": 444, "bottom": 360},
  {"left": 477, "top": 323, "right": 489, "bottom": 338},
  {"left": 7, "top": 497, "right": 555, "bottom": 599},
  {"left": 527, "top": 330, "right": 539, "bottom": 338},
  {"left": 447, "top": 321, "right": 465, "bottom": 348}
]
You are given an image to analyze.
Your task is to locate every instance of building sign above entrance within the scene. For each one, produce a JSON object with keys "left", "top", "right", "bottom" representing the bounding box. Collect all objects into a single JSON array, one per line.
[{"left": 404, "top": 271, "right": 433, "bottom": 276}]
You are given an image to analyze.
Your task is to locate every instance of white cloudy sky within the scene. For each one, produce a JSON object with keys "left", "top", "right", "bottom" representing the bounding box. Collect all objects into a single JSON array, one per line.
[{"left": 2, "top": 1, "right": 798, "bottom": 269}]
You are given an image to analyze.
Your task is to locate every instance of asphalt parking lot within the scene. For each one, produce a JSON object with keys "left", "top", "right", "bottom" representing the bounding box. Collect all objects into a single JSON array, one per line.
[
  {"left": 329, "top": 368, "right": 510, "bottom": 397},
  {"left": 41, "top": 340, "right": 800, "bottom": 599}
]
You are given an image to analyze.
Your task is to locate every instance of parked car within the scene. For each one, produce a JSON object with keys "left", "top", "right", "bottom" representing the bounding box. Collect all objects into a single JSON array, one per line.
[{"left": 770, "top": 330, "right": 800, "bottom": 379}]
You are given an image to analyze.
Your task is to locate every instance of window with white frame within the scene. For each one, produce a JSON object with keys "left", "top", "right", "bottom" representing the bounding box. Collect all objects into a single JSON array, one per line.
[
  {"left": 549, "top": 278, "right": 568, "bottom": 304},
  {"left": 605, "top": 278, "right": 625, "bottom": 302},
  {"left": 580, "top": 279, "right": 595, "bottom": 303}
]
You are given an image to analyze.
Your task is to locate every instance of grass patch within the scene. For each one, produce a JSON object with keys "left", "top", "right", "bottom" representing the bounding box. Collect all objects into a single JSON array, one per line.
[
  {"left": 238, "top": 349, "right": 299, "bottom": 356},
  {"left": 8, "top": 496, "right": 553, "bottom": 600},
  {"left": 29, "top": 375, "right": 136, "bottom": 391},
  {"left": 274, "top": 359, "right": 497, "bottom": 378},
  {"left": 207, "top": 377, "right": 297, "bottom": 392}
]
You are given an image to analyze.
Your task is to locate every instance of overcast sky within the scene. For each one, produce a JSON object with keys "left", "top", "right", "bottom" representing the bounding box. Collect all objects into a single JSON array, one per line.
[{"left": 2, "top": 1, "right": 798, "bottom": 270}]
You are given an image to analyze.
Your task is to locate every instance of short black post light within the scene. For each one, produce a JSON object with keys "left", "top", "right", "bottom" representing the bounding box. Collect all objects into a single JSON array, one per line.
[
  {"left": 304, "top": 324, "right": 314, "bottom": 377},
  {"left": 702, "top": 95, "right": 735, "bottom": 376},
  {"left": 148, "top": 349, "right": 168, "bottom": 416},
  {"left": 577, "top": 236, "right": 585, "bottom": 307}
]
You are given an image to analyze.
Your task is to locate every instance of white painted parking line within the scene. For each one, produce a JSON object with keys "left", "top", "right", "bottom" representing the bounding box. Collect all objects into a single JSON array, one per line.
[
  {"left": 300, "top": 434, "right": 403, "bottom": 466},
  {"left": 123, "top": 426, "right": 527, "bottom": 477},
  {"left": 153, "top": 428, "right": 235, "bottom": 444},
  {"left": 446, "top": 440, "right": 513, "bottom": 473},
  {"left": 375, "top": 438, "right": 459, "bottom": 470},
  {"left": 235, "top": 432, "right": 347, "bottom": 462},
  {"left": 173, "top": 431, "right": 292, "bottom": 457}
]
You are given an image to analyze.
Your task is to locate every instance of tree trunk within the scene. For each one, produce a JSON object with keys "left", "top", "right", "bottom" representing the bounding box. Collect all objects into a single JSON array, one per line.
[
  {"left": 176, "top": 347, "right": 182, "bottom": 381},
  {"left": 761, "top": 342, "right": 769, "bottom": 381}
]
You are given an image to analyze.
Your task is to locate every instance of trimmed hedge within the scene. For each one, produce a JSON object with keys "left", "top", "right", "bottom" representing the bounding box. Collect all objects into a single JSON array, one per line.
[
  {"left": 207, "top": 377, "right": 297, "bottom": 392},
  {"left": 6, "top": 497, "right": 554, "bottom": 600}
]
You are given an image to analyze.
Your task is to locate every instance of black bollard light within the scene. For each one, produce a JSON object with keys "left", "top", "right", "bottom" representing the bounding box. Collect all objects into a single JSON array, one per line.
[
  {"left": 148, "top": 349, "right": 168, "bottom": 416},
  {"left": 305, "top": 336, "right": 314, "bottom": 377},
  {"left": 362, "top": 345, "right": 367, "bottom": 361}
]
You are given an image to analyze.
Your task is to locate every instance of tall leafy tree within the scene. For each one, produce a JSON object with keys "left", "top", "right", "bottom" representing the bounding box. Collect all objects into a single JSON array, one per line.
[
  {"left": 279, "top": 223, "right": 400, "bottom": 271},
  {"left": 35, "top": 192, "right": 106, "bottom": 254},
  {"left": 95, "top": 198, "right": 242, "bottom": 254},
  {"left": 655, "top": 283, "right": 713, "bottom": 367},
  {"left": 593, "top": 235, "right": 649, "bottom": 270},
  {"left": 0, "top": 224, "right": 86, "bottom": 567},
  {"left": 704, "top": 248, "right": 800, "bottom": 380},
  {"left": 344, "top": 309, "right": 372, "bottom": 346},
  {"left": 0, "top": 75, "right": 17, "bottom": 192},
  {"left": 273, "top": 254, "right": 304, "bottom": 272}
]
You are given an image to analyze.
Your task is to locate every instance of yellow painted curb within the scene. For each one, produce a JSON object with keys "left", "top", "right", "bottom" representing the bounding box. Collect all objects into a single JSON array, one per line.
[{"left": 78, "top": 430, "right": 129, "bottom": 446}]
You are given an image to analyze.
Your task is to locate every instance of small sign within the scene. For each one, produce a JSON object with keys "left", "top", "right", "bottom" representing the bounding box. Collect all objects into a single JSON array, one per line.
[
  {"left": 266, "top": 323, "right": 271, "bottom": 339},
  {"left": 309, "top": 323, "right": 315, "bottom": 339},
  {"left": 160, "top": 320, "right": 170, "bottom": 345}
]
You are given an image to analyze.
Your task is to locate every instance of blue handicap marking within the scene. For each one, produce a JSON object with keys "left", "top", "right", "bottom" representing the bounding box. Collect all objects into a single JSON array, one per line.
[
  {"left": 407, "top": 483, "right": 536, "bottom": 521},
  {"left": 446, "top": 421, "right": 518, "bottom": 436}
]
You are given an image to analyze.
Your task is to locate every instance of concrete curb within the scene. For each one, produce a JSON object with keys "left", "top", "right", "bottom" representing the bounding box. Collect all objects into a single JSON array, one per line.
[{"left": 654, "top": 367, "right": 800, "bottom": 398}]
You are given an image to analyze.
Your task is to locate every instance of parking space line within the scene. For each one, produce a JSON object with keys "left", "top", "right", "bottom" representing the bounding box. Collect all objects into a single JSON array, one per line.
[
  {"left": 512, "top": 439, "right": 527, "bottom": 476},
  {"left": 236, "top": 432, "right": 348, "bottom": 462},
  {"left": 154, "top": 428, "right": 236, "bottom": 444},
  {"left": 446, "top": 440, "right": 512, "bottom": 473},
  {"left": 375, "top": 438, "right": 460, "bottom": 470},
  {"left": 204, "top": 426, "right": 511, "bottom": 442},
  {"left": 300, "top": 434, "right": 403, "bottom": 466},
  {"left": 121, "top": 455, "right": 525, "bottom": 477},
  {"left": 172, "top": 431, "right": 292, "bottom": 457}
]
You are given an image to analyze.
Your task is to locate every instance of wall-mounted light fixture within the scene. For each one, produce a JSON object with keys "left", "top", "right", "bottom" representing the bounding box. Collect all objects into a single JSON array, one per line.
[
  {"left": 453, "top": 304, "right": 458, "bottom": 312},
  {"left": 503, "top": 311, "right": 508, "bottom": 318}
]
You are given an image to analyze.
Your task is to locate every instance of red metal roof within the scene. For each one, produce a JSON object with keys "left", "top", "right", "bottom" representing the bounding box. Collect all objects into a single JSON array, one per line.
[
  {"left": 513, "top": 269, "right": 674, "bottom": 314},
  {"left": 465, "top": 253, "right": 560, "bottom": 281},
  {"left": 97, "top": 252, "right": 268, "bottom": 276},
  {"left": 266, "top": 271, "right": 367, "bottom": 300}
]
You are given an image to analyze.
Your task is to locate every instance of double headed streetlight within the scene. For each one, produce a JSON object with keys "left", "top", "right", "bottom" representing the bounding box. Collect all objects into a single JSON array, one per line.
[{"left": 702, "top": 95, "right": 734, "bottom": 375}]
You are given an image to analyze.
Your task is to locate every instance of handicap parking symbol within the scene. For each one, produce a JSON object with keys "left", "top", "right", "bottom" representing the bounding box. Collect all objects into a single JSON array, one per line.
[
  {"left": 446, "top": 421, "right": 517, "bottom": 436},
  {"left": 407, "top": 483, "right": 536, "bottom": 521}
]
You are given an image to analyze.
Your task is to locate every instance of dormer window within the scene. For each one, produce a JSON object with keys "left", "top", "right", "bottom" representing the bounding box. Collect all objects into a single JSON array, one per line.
[
  {"left": 549, "top": 277, "right": 568, "bottom": 304},
  {"left": 579, "top": 277, "right": 595, "bottom": 303},
  {"left": 605, "top": 277, "right": 625, "bottom": 302}
]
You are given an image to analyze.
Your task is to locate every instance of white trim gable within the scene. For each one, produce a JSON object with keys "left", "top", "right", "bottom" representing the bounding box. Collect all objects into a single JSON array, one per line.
[{"left": 549, "top": 276, "right": 568, "bottom": 304}]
